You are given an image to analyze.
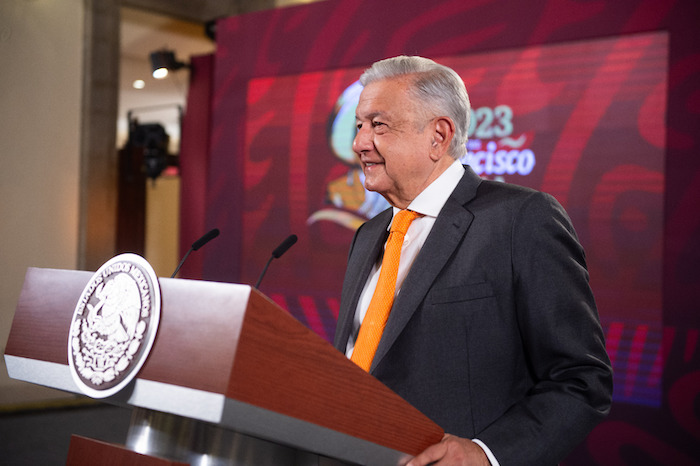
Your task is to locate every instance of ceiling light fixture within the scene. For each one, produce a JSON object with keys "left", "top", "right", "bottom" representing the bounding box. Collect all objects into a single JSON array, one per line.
[{"left": 149, "top": 49, "right": 189, "bottom": 79}]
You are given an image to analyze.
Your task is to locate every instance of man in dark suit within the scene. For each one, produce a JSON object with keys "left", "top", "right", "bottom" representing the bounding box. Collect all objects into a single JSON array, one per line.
[{"left": 333, "top": 56, "right": 613, "bottom": 465}]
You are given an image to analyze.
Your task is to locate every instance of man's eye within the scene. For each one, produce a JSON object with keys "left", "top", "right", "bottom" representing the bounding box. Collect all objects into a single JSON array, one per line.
[{"left": 372, "top": 121, "right": 386, "bottom": 128}]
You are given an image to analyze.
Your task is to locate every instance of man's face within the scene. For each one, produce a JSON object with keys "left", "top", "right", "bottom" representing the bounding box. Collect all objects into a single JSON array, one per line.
[{"left": 353, "top": 77, "right": 442, "bottom": 209}]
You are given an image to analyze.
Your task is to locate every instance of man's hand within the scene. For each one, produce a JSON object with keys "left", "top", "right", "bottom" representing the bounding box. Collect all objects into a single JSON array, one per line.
[{"left": 406, "top": 434, "right": 491, "bottom": 466}]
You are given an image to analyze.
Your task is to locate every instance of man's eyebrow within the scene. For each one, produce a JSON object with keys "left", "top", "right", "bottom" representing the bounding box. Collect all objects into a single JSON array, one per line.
[{"left": 356, "top": 111, "right": 384, "bottom": 121}]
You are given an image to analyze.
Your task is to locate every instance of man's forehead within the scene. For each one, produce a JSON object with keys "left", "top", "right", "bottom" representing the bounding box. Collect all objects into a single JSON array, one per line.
[
  {"left": 355, "top": 94, "right": 389, "bottom": 119},
  {"left": 355, "top": 79, "right": 412, "bottom": 119}
]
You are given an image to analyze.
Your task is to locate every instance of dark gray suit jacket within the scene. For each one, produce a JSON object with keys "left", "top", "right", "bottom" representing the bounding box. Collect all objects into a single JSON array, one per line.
[{"left": 333, "top": 167, "right": 613, "bottom": 465}]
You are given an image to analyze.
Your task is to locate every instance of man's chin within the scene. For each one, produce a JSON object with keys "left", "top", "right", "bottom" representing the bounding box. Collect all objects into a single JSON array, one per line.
[{"left": 363, "top": 180, "right": 384, "bottom": 194}]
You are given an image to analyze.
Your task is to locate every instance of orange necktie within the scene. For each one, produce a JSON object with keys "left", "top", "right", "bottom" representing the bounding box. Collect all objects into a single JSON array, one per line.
[{"left": 351, "top": 209, "right": 420, "bottom": 371}]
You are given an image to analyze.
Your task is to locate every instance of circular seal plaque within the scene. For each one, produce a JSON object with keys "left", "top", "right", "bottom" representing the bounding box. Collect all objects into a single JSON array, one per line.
[{"left": 68, "top": 253, "right": 161, "bottom": 398}]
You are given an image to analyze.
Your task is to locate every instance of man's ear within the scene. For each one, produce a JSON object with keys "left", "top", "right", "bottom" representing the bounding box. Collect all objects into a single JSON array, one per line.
[{"left": 429, "top": 117, "right": 455, "bottom": 161}]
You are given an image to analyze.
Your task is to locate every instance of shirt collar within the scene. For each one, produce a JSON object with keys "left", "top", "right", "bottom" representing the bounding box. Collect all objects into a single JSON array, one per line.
[{"left": 391, "top": 159, "right": 465, "bottom": 220}]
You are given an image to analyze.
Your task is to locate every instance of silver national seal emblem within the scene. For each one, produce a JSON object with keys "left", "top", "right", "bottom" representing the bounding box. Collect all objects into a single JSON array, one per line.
[{"left": 68, "top": 253, "right": 161, "bottom": 398}]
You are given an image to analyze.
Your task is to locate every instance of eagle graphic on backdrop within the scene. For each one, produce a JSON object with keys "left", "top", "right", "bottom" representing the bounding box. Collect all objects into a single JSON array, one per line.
[{"left": 307, "top": 81, "right": 390, "bottom": 231}]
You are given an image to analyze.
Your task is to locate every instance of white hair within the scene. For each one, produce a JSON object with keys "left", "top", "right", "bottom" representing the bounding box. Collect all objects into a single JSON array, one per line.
[{"left": 359, "top": 56, "right": 471, "bottom": 158}]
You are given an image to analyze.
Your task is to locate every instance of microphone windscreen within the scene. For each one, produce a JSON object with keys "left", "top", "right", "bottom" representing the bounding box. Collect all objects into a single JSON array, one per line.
[
  {"left": 191, "top": 228, "right": 220, "bottom": 251},
  {"left": 272, "top": 234, "right": 298, "bottom": 259}
]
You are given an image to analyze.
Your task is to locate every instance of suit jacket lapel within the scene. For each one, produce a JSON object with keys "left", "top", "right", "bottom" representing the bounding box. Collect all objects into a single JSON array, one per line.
[
  {"left": 334, "top": 208, "right": 392, "bottom": 351},
  {"left": 370, "top": 167, "right": 482, "bottom": 372}
]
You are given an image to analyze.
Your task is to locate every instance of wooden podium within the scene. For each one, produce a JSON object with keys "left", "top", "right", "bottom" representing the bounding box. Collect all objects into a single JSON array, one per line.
[{"left": 4, "top": 267, "right": 443, "bottom": 465}]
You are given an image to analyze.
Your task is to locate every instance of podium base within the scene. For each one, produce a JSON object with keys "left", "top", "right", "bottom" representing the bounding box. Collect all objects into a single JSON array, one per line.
[
  {"left": 125, "top": 408, "right": 351, "bottom": 466},
  {"left": 67, "top": 434, "right": 189, "bottom": 465}
]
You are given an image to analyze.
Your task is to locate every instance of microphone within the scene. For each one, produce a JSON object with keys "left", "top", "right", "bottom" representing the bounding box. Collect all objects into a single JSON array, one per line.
[
  {"left": 171, "top": 228, "right": 220, "bottom": 278},
  {"left": 255, "top": 234, "right": 297, "bottom": 289},
  {"left": 271, "top": 234, "right": 298, "bottom": 259},
  {"left": 191, "top": 228, "right": 220, "bottom": 251}
]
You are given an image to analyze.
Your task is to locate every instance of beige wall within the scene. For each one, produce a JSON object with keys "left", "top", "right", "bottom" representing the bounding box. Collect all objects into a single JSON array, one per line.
[
  {"left": 0, "top": 0, "right": 84, "bottom": 406},
  {"left": 146, "top": 176, "right": 181, "bottom": 277}
]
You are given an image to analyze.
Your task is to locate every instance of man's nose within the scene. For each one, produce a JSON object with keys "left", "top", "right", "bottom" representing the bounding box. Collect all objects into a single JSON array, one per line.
[{"left": 353, "top": 126, "right": 371, "bottom": 153}]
